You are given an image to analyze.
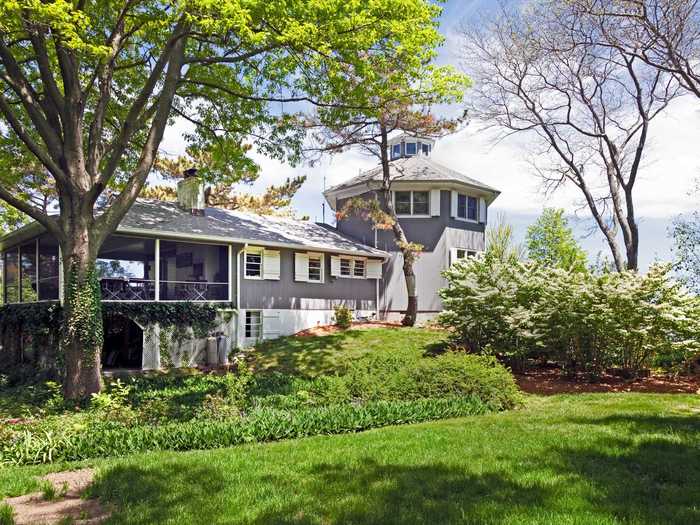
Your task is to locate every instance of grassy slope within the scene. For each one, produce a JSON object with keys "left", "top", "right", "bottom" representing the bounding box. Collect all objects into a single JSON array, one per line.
[
  {"left": 3, "top": 393, "right": 697, "bottom": 525},
  {"left": 250, "top": 327, "right": 447, "bottom": 376}
]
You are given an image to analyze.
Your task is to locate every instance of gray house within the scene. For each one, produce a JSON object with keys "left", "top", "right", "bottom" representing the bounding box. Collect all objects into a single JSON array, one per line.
[
  {"left": 324, "top": 134, "right": 500, "bottom": 322},
  {"left": 0, "top": 135, "right": 498, "bottom": 370}
]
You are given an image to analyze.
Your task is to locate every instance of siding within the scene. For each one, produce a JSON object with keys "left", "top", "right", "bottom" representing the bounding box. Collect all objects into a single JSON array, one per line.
[
  {"left": 336, "top": 190, "right": 486, "bottom": 314},
  {"left": 239, "top": 247, "right": 377, "bottom": 310}
]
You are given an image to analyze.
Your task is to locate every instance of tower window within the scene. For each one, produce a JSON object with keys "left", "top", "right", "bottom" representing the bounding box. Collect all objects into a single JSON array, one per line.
[
  {"left": 405, "top": 142, "right": 417, "bottom": 156},
  {"left": 391, "top": 144, "right": 401, "bottom": 159},
  {"left": 395, "top": 191, "right": 430, "bottom": 216}
]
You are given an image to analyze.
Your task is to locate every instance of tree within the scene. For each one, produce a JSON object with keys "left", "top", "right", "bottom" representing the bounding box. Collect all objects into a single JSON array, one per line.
[
  {"left": 567, "top": 0, "right": 700, "bottom": 99},
  {"left": 311, "top": 96, "right": 468, "bottom": 325},
  {"left": 526, "top": 208, "right": 588, "bottom": 272},
  {"left": 484, "top": 214, "right": 526, "bottom": 266},
  {"left": 0, "top": 0, "right": 446, "bottom": 398},
  {"left": 672, "top": 181, "right": 700, "bottom": 292},
  {"left": 463, "top": 0, "right": 680, "bottom": 271},
  {"left": 141, "top": 175, "right": 307, "bottom": 216}
]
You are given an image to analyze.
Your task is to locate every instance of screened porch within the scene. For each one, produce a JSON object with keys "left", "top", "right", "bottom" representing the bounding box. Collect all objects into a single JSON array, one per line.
[{"left": 1, "top": 234, "right": 233, "bottom": 304}]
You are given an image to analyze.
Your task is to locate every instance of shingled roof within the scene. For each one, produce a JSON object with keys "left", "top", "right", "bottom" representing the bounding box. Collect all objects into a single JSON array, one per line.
[
  {"left": 325, "top": 156, "right": 500, "bottom": 195},
  {"left": 0, "top": 199, "right": 388, "bottom": 258}
]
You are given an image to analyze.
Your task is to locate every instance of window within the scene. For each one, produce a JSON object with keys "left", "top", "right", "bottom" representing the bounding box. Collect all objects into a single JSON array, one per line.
[
  {"left": 245, "top": 249, "right": 262, "bottom": 278},
  {"left": 353, "top": 259, "right": 365, "bottom": 277},
  {"left": 405, "top": 142, "right": 417, "bottom": 155},
  {"left": 391, "top": 143, "right": 401, "bottom": 159},
  {"left": 308, "top": 254, "right": 322, "bottom": 282},
  {"left": 159, "top": 239, "right": 228, "bottom": 300},
  {"left": 38, "top": 235, "right": 59, "bottom": 300},
  {"left": 413, "top": 191, "right": 429, "bottom": 215},
  {"left": 456, "top": 193, "right": 478, "bottom": 221},
  {"left": 395, "top": 191, "right": 412, "bottom": 215},
  {"left": 451, "top": 248, "right": 477, "bottom": 265},
  {"left": 468, "top": 196, "right": 478, "bottom": 221},
  {"left": 340, "top": 258, "right": 351, "bottom": 276},
  {"left": 395, "top": 190, "right": 430, "bottom": 216},
  {"left": 422, "top": 143, "right": 431, "bottom": 155},
  {"left": 245, "top": 310, "right": 262, "bottom": 339}
]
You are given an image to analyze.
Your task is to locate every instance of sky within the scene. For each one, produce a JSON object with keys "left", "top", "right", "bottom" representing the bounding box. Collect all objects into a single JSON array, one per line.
[{"left": 159, "top": 0, "right": 700, "bottom": 270}]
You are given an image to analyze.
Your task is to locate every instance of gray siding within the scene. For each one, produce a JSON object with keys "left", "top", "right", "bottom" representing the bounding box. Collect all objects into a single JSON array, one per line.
[
  {"left": 239, "top": 247, "right": 376, "bottom": 310},
  {"left": 336, "top": 190, "right": 485, "bottom": 314}
]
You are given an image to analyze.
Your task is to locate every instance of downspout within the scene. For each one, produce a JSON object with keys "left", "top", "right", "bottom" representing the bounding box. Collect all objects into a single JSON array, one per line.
[
  {"left": 235, "top": 245, "right": 246, "bottom": 349},
  {"left": 374, "top": 229, "right": 380, "bottom": 320}
]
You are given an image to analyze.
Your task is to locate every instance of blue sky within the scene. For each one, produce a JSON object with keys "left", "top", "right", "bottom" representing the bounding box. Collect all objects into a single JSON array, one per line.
[{"left": 160, "top": 0, "right": 700, "bottom": 270}]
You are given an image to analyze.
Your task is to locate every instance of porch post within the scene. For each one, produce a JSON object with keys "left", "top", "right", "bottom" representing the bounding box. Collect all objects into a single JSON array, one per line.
[
  {"left": 155, "top": 238, "right": 160, "bottom": 301},
  {"left": 228, "top": 244, "right": 233, "bottom": 303},
  {"left": 58, "top": 245, "right": 63, "bottom": 305}
]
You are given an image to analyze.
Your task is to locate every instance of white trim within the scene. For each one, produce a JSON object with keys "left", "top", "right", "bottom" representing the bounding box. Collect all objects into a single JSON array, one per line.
[
  {"left": 235, "top": 248, "right": 242, "bottom": 308},
  {"left": 227, "top": 244, "right": 233, "bottom": 302},
  {"left": 154, "top": 238, "right": 160, "bottom": 301},
  {"left": 243, "top": 246, "right": 264, "bottom": 280},
  {"left": 430, "top": 189, "right": 441, "bottom": 217}
]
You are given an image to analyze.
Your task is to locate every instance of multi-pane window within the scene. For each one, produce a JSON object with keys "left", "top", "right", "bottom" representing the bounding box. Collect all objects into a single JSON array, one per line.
[
  {"left": 245, "top": 310, "right": 262, "bottom": 339},
  {"left": 340, "top": 258, "right": 352, "bottom": 276},
  {"left": 421, "top": 143, "right": 431, "bottom": 155},
  {"left": 391, "top": 144, "right": 401, "bottom": 159},
  {"left": 245, "top": 250, "right": 262, "bottom": 278},
  {"left": 395, "top": 191, "right": 412, "bottom": 215},
  {"left": 395, "top": 191, "right": 430, "bottom": 216},
  {"left": 353, "top": 259, "right": 365, "bottom": 278},
  {"left": 456, "top": 193, "right": 478, "bottom": 221},
  {"left": 308, "top": 255, "right": 322, "bottom": 282},
  {"left": 456, "top": 249, "right": 476, "bottom": 260},
  {"left": 405, "top": 142, "right": 417, "bottom": 155}
]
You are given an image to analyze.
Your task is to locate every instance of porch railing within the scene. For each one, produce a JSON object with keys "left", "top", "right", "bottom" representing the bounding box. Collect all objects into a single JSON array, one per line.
[{"left": 99, "top": 278, "right": 229, "bottom": 302}]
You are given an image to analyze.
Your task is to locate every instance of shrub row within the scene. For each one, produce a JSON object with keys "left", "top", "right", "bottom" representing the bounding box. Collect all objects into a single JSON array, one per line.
[
  {"left": 2, "top": 396, "right": 488, "bottom": 465},
  {"left": 440, "top": 259, "right": 700, "bottom": 375}
]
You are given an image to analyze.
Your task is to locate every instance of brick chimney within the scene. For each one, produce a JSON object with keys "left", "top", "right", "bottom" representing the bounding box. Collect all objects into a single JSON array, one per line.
[{"left": 177, "top": 168, "right": 206, "bottom": 215}]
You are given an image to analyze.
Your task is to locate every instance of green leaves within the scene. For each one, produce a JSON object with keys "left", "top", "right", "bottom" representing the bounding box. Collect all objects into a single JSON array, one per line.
[{"left": 526, "top": 208, "right": 588, "bottom": 272}]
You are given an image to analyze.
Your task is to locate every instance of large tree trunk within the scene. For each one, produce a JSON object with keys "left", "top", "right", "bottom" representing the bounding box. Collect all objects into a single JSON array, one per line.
[{"left": 60, "top": 221, "right": 104, "bottom": 400}]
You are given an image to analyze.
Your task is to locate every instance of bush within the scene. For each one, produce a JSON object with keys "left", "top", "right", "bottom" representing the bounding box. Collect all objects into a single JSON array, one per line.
[
  {"left": 440, "top": 258, "right": 700, "bottom": 376},
  {"left": 333, "top": 305, "right": 352, "bottom": 329},
  {"left": 0, "top": 503, "right": 15, "bottom": 525}
]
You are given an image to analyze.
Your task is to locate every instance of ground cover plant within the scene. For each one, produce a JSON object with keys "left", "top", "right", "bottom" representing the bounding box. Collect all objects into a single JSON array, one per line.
[
  {"left": 1, "top": 393, "right": 697, "bottom": 524},
  {"left": 0, "top": 328, "right": 520, "bottom": 465}
]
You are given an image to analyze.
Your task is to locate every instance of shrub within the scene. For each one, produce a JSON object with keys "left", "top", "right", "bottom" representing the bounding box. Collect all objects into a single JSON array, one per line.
[
  {"left": 333, "top": 305, "right": 352, "bottom": 329},
  {"left": 440, "top": 258, "right": 700, "bottom": 376}
]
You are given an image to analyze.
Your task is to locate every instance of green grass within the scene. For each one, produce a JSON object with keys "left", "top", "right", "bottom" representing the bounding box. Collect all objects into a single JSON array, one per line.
[
  {"left": 250, "top": 326, "right": 448, "bottom": 376},
  {"left": 3, "top": 393, "right": 698, "bottom": 524}
]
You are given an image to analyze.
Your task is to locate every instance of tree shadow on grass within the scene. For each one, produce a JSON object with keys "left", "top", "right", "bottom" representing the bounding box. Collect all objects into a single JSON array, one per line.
[
  {"left": 252, "top": 330, "right": 364, "bottom": 377},
  {"left": 548, "top": 413, "right": 700, "bottom": 525}
]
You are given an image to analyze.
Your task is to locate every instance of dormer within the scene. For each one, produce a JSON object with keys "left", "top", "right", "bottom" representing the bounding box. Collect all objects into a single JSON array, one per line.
[{"left": 388, "top": 133, "right": 436, "bottom": 160}]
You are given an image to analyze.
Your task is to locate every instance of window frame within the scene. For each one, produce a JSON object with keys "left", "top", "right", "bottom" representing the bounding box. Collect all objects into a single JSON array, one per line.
[
  {"left": 450, "top": 248, "right": 478, "bottom": 265},
  {"left": 244, "top": 247, "right": 263, "bottom": 280},
  {"left": 456, "top": 193, "right": 479, "bottom": 223},
  {"left": 336, "top": 256, "right": 369, "bottom": 279},
  {"left": 405, "top": 142, "right": 417, "bottom": 156},
  {"left": 307, "top": 253, "right": 324, "bottom": 283},
  {"left": 394, "top": 190, "right": 431, "bottom": 217},
  {"left": 244, "top": 310, "right": 262, "bottom": 339},
  {"left": 391, "top": 143, "right": 401, "bottom": 159}
]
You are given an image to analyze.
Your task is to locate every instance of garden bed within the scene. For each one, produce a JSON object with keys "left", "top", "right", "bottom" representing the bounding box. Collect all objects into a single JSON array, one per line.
[{"left": 516, "top": 366, "right": 700, "bottom": 395}]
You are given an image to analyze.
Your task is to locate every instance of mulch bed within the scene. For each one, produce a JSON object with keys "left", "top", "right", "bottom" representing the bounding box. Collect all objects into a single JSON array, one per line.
[
  {"left": 515, "top": 367, "right": 700, "bottom": 395},
  {"left": 294, "top": 321, "right": 403, "bottom": 337}
]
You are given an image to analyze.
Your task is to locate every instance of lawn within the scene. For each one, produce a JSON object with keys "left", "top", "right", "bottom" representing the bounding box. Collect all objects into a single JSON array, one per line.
[
  {"left": 249, "top": 326, "right": 447, "bottom": 376},
  {"left": 2, "top": 393, "right": 698, "bottom": 524}
]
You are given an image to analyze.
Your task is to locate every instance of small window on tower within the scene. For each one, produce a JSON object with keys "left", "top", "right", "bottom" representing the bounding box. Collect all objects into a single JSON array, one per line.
[
  {"left": 422, "top": 143, "right": 431, "bottom": 155},
  {"left": 395, "top": 191, "right": 412, "bottom": 215},
  {"left": 405, "top": 142, "right": 417, "bottom": 155},
  {"left": 392, "top": 144, "right": 401, "bottom": 159}
]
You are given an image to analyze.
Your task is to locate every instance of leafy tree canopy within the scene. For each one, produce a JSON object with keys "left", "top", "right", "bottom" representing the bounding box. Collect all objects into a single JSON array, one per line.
[{"left": 526, "top": 208, "right": 588, "bottom": 272}]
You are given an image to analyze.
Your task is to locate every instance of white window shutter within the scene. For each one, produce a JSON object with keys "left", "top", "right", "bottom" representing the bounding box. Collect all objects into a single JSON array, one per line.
[
  {"left": 450, "top": 191, "right": 457, "bottom": 218},
  {"left": 430, "top": 189, "right": 440, "bottom": 216},
  {"left": 294, "top": 253, "right": 309, "bottom": 282},
  {"left": 479, "top": 198, "right": 487, "bottom": 223},
  {"left": 366, "top": 259, "right": 383, "bottom": 279},
  {"left": 330, "top": 255, "right": 341, "bottom": 277},
  {"left": 263, "top": 249, "right": 280, "bottom": 280}
]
